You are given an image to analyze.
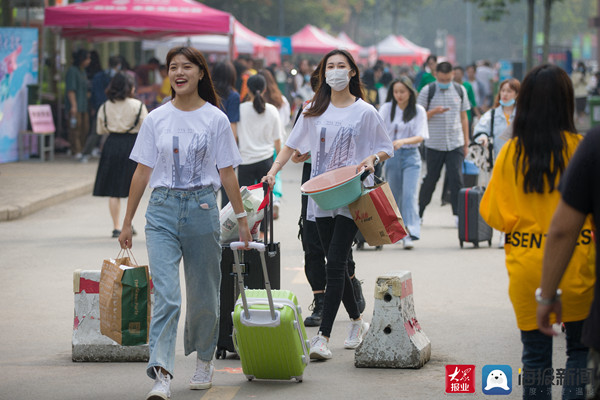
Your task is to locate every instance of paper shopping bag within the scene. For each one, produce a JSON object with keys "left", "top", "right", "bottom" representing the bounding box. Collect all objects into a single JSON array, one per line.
[
  {"left": 349, "top": 181, "right": 408, "bottom": 246},
  {"left": 99, "top": 254, "right": 150, "bottom": 346}
]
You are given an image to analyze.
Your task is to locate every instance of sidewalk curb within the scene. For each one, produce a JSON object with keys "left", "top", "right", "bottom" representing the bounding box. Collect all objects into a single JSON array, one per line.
[{"left": 0, "top": 182, "right": 93, "bottom": 222}]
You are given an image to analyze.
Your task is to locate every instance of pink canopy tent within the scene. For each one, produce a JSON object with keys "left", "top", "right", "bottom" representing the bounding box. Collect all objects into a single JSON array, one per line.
[
  {"left": 44, "top": 0, "right": 232, "bottom": 41},
  {"left": 291, "top": 25, "right": 359, "bottom": 58},
  {"left": 376, "top": 34, "right": 431, "bottom": 66},
  {"left": 234, "top": 20, "right": 280, "bottom": 65}
]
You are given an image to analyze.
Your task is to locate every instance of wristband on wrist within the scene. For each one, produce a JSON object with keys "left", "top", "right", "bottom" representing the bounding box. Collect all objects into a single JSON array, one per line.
[
  {"left": 535, "top": 287, "right": 562, "bottom": 305},
  {"left": 235, "top": 211, "right": 248, "bottom": 219}
]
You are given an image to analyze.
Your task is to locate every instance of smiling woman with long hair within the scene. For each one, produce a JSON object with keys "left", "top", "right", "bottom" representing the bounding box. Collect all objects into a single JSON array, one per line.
[
  {"left": 261, "top": 49, "right": 393, "bottom": 361},
  {"left": 379, "top": 77, "right": 428, "bottom": 249},
  {"left": 480, "top": 64, "right": 595, "bottom": 400},
  {"left": 117, "top": 46, "right": 252, "bottom": 400}
]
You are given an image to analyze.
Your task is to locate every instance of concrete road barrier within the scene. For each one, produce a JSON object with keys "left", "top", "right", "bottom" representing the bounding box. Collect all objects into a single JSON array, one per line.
[
  {"left": 355, "top": 270, "right": 431, "bottom": 368},
  {"left": 72, "top": 270, "right": 149, "bottom": 362}
]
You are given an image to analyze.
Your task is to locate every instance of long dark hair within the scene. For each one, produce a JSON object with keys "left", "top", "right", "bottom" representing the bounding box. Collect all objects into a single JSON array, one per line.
[
  {"left": 512, "top": 64, "right": 576, "bottom": 194},
  {"left": 211, "top": 61, "right": 237, "bottom": 99},
  {"left": 304, "top": 49, "right": 363, "bottom": 118},
  {"left": 106, "top": 73, "right": 134, "bottom": 102},
  {"left": 165, "top": 47, "right": 220, "bottom": 108},
  {"left": 258, "top": 69, "right": 284, "bottom": 109},
  {"left": 386, "top": 77, "right": 417, "bottom": 124},
  {"left": 247, "top": 74, "right": 266, "bottom": 114}
]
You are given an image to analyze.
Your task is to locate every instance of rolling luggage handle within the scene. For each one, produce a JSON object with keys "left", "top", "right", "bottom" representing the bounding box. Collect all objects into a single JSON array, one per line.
[{"left": 230, "top": 241, "right": 276, "bottom": 321}]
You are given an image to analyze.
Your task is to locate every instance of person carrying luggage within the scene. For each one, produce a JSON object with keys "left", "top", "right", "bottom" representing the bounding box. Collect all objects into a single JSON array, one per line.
[
  {"left": 262, "top": 49, "right": 394, "bottom": 361},
  {"left": 118, "top": 46, "right": 252, "bottom": 400},
  {"left": 479, "top": 64, "right": 595, "bottom": 400}
]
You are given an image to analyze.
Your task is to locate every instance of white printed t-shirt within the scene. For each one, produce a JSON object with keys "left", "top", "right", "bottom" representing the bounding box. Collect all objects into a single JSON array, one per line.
[
  {"left": 130, "top": 101, "right": 242, "bottom": 191},
  {"left": 378, "top": 102, "right": 429, "bottom": 148},
  {"left": 287, "top": 98, "right": 393, "bottom": 220},
  {"left": 238, "top": 102, "right": 283, "bottom": 165}
]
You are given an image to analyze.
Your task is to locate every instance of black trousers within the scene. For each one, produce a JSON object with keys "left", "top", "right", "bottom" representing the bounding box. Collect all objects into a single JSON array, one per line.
[
  {"left": 315, "top": 215, "right": 360, "bottom": 338},
  {"left": 300, "top": 162, "right": 355, "bottom": 293},
  {"left": 238, "top": 158, "right": 273, "bottom": 187},
  {"left": 419, "top": 146, "right": 464, "bottom": 216}
]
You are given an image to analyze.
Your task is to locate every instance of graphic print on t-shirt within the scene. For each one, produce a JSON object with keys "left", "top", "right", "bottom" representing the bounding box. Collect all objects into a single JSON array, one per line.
[
  {"left": 171, "top": 129, "right": 210, "bottom": 189},
  {"left": 312, "top": 124, "right": 356, "bottom": 177}
]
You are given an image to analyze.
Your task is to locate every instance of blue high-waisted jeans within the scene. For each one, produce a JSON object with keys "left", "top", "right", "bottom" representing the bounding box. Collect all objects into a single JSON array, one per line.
[
  {"left": 144, "top": 187, "right": 221, "bottom": 379},
  {"left": 385, "top": 146, "right": 422, "bottom": 240}
]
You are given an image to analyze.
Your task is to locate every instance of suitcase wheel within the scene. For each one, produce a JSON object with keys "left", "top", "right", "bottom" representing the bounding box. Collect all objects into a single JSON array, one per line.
[
  {"left": 356, "top": 241, "right": 364, "bottom": 250},
  {"left": 459, "top": 240, "right": 464, "bottom": 248},
  {"left": 473, "top": 242, "right": 479, "bottom": 248},
  {"left": 488, "top": 240, "right": 492, "bottom": 247},
  {"left": 246, "top": 375, "right": 255, "bottom": 381},
  {"left": 376, "top": 245, "right": 383, "bottom": 251},
  {"left": 294, "top": 376, "right": 303, "bottom": 383}
]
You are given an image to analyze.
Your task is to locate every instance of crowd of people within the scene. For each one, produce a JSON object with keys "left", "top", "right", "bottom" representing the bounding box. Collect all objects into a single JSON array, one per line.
[{"left": 62, "top": 45, "right": 600, "bottom": 400}]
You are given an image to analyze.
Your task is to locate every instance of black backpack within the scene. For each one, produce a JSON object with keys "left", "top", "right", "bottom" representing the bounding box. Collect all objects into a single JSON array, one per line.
[{"left": 425, "top": 81, "right": 464, "bottom": 110}]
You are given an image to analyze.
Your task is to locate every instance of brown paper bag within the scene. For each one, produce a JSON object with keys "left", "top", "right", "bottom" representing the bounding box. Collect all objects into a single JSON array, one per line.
[
  {"left": 99, "top": 254, "right": 150, "bottom": 346},
  {"left": 349, "top": 181, "right": 408, "bottom": 246}
]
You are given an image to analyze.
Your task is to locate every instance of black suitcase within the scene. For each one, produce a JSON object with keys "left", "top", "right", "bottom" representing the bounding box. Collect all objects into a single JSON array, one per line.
[
  {"left": 458, "top": 186, "right": 492, "bottom": 248},
  {"left": 215, "top": 183, "right": 280, "bottom": 359}
]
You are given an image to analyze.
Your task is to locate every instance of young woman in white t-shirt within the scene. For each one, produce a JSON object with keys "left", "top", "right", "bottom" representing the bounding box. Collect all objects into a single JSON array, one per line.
[
  {"left": 262, "top": 49, "right": 394, "bottom": 361},
  {"left": 118, "top": 46, "right": 251, "bottom": 399},
  {"left": 379, "top": 77, "right": 429, "bottom": 249},
  {"left": 237, "top": 74, "right": 282, "bottom": 187}
]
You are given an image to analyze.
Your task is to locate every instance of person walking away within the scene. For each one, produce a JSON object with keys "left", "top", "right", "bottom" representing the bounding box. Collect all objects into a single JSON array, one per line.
[
  {"left": 417, "top": 61, "right": 470, "bottom": 225},
  {"left": 65, "top": 49, "right": 91, "bottom": 160},
  {"left": 262, "top": 49, "right": 394, "bottom": 361},
  {"left": 83, "top": 55, "right": 123, "bottom": 162},
  {"left": 379, "top": 77, "right": 428, "bottom": 250},
  {"left": 117, "top": 46, "right": 252, "bottom": 400},
  {"left": 93, "top": 73, "right": 148, "bottom": 238},
  {"left": 480, "top": 64, "right": 595, "bottom": 400},
  {"left": 259, "top": 68, "right": 291, "bottom": 219},
  {"left": 237, "top": 74, "right": 283, "bottom": 189},
  {"left": 536, "top": 126, "right": 600, "bottom": 400},
  {"left": 571, "top": 61, "right": 590, "bottom": 127},
  {"left": 212, "top": 61, "right": 241, "bottom": 208}
]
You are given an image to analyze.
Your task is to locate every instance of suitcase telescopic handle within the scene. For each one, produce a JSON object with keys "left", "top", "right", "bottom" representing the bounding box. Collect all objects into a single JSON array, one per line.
[
  {"left": 230, "top": 241, "right": 265, "bottom": 251},
  {"left": 230, "top": 241, "right": 276, "bottom": 321}
]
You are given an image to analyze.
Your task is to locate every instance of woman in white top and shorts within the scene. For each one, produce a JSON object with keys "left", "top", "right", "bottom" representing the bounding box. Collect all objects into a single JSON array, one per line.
[
  {"left": 262, "top": 49, "right": 394, "bottom": 361},
  {"left": 379, "top": 77, "right": 429, "bottom": 249},
  {"left": 118, "top": 46, "right": 252, "bottom": 400}
]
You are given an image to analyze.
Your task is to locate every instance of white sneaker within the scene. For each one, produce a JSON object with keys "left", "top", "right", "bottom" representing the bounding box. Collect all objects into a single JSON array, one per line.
[
  {"left": 309, "top": 332, "right": 332, "bottom": 360},
  {"left": 344, "top": 319, "right": 369, "bottom": 349},
  {"left": 74, "top": 152, "right": 83, "bottom": 160},
  {"left": 454, "top": 215, "right": 459, "bottom": 228},
  {"left": 189, "top": 358, "right": 214, "bottom": 390},
  {"left": 403, "top": 236, "right": 414, "bottom": 250},
  {"left": 146, "top": 367, "right": 171, "bottom": 400},
  {"left": 497, "top": 232, "right": 505, "bottom": 248}
]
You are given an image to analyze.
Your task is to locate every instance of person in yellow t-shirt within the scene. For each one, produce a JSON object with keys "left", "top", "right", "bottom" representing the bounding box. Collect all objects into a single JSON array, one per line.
[
  {"left": 480, "top": 64, "right": 595, "bottom": 400},
  {"left": 156, "top": 65, "right": 171, "bottom": 104}
]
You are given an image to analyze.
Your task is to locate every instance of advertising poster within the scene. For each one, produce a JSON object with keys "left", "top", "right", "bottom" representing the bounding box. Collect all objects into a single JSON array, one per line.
[{"left": 0, "top": 28, "right": 39, "bottom": 163}]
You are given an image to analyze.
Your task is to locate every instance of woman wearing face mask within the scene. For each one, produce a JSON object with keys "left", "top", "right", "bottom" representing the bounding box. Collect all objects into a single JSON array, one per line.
[
  {"left": 261, "top": 49, "right": 394, "bottom": 361},
  {"left": 379, "top": 77, "right": 429, "bottom": 250},
  {"left": 473, "top": 78, "right": 520, "bottom": 162}
]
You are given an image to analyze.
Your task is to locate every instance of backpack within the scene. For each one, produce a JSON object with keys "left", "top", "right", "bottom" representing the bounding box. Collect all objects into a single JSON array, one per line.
[{"left": 425, "top": 81, "right": 465, "bottom": 110}]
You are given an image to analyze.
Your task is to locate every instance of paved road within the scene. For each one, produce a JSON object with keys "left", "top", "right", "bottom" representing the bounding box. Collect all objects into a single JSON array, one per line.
[{"left": 0, "top": 158, "right": 570, "bottom": 399}]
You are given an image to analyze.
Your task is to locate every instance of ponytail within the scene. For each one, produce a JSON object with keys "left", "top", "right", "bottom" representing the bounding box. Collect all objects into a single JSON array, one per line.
[
  {"left": 252, "top": 89, "right": 266, "bottom": 114},
  {"left": 247, "top": 74, "right": 267, "bottom": 114}
]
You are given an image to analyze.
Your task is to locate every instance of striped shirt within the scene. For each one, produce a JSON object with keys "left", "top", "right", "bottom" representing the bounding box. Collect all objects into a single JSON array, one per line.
[{"left": 417, "top": 83, "right": 470, "bottom": 151}]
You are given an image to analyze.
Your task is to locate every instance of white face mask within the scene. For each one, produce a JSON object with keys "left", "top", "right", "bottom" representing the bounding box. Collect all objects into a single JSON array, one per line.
[{"left": 325, "top": 69, "right": 351, "bottom": 92}]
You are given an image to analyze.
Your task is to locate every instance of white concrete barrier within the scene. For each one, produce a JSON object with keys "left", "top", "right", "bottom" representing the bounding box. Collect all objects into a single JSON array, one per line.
[
  {"left": 72, "top": 270, "right": 149, "bottom": 362},
  {"left": 355, "top": 270, "right": 431, "bottom": 368}
]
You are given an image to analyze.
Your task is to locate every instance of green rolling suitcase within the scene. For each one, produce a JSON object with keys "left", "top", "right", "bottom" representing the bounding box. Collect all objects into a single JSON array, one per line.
[{"left": 230, "top": 241, "right": 309, "bottom": 382}]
